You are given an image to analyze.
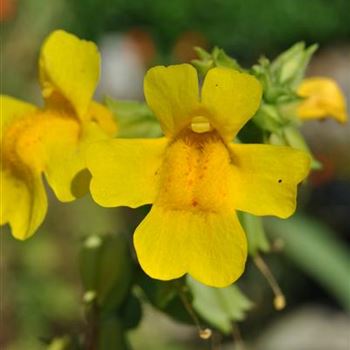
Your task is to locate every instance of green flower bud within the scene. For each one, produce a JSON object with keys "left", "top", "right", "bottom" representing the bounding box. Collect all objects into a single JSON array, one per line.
[
  {"left": 253, "top": 103, "right": 285, "bottom": 133},
  {"left": 192, "top": 46, "right": 241, "bottom": 77},
  {"left": 271, "top": 42, "right": 318, "bottom": 88}
]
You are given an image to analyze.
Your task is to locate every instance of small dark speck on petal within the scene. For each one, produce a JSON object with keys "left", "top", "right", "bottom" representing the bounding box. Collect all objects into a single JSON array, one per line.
[{"left": 278, "top": 179, "right": 282, "bottom": 183}]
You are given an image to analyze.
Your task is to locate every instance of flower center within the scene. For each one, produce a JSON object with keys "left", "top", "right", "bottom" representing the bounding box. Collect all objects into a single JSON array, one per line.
[
  {"left": 157, "top": 130, "right": 235, "bottom": 213},
  {"left": 2, "top": 111, "right": 80, "bottom": 175}
]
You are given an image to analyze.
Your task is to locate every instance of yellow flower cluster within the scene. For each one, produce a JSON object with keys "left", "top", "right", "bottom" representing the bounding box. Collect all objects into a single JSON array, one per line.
[{"left": 1, "top": 30, "right": 347, "bottom": 287}]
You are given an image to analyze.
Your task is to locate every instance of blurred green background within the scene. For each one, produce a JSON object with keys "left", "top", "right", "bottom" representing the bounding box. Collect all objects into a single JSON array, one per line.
[{"left": 1, "top": 0, "right": 350, "bottom": 349}]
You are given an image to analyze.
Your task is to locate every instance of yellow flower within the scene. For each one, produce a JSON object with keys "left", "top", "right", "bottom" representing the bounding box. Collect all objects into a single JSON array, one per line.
[
  {"left": 87, "top": 64, "right": 310, "bottom": 287},
  {"left": 1, "top": 30, "right": 116, "bottom": 240},
  {"left": 297, "top": 77, "right": 348, "bottom": 123}
]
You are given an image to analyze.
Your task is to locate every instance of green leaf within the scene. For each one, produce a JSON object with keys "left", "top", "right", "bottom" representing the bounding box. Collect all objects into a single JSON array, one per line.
[
  {"left": 187, "top": 277, "right": 252, "bottom": 334},
  {"left": 266, "top": 214, "right": 350, "bottom": 311},
  {"left": 137, "top": 274, "right": 178, "bottom": 309},
  {"left": 105, "top": 98, "right": 162, "bottom": 138},
  {"left": 97, "top": 235, "right": 133, "bottom": 312},
  {"left": 240, "top": 212, "right": 270, "bottom": 256},
  {"left": 137, "top": 274, "right": 193, "bottom": 324},
  {"left": 119, "top": 292, "right": 143, "bottom": 330}
]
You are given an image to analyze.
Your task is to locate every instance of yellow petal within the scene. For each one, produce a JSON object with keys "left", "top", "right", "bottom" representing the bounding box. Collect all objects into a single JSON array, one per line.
[
  {"left": 297, "top": 77, "right": 348, "bottom": 123},
  {"left": 87, "top": 101, "right": 117, "bottom": 136},
  {"left": 144, "top": 64, "right": 199, "bottom": 136},
  {"left": 230, "top": 144, "right": 311, "bottom": 219},
  {"left": 201, "top": 67, "right": 262, "bottom": 141},
  {"left": 39, "top": 30, "right": 100, "bottom": 119},
  {"left": 134, "top": 205, "right": 247, "bottom": 287},
  {"left": 1, "top": 170, "right": 47, "bottom": 240},
  {"left": 0, "top": 95, "right": 36, "bottom": 138},
  {"left": 44, "top": 102, "right": 116, "bottom": 201},
  {"left": 87, "top": 138, "right": 168, "bottom": 207},
  {"left": 44, "top": 120, "right": 111, "bottom": 202}
]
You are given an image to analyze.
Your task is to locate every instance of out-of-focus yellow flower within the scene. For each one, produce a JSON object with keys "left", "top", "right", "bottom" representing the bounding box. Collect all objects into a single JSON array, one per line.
[
  {"left": 87, "top": 64, "right": 310, "bottom": 287},
  {"left": 0, "top": 30, "right": 116, "bottom": 240},
  {"left": 297, "top": 77, "right": 348, "bottom": 123}
]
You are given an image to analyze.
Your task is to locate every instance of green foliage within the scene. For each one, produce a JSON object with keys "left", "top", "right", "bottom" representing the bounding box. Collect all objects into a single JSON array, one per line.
[
  {"left": 98, "top": 316, "right": 130, "bottom": 350},
  {"left": 239, "top": 212, "right": 270, "bottom": 256},
  {"left": 251, "top": 43, "right": 321, "bottom": 170},
  {"left": 266, "top": 214, "right": 350, "bottom": 311},
  {"left": 281, "top": 126, "right": 322, "bottom": 169},
  {"left": 78, "top": 234, "right": 141, "bottom": 348},
  {"left": 119, "top": 293, "right": 143, "bottom": 330},
  {"left": 137, "top": 274, "right": 193, "bottom": 324},
  {"left": 270, "top": 42, "right": 318, "bottom": 89},
  {"left": 46, "top": 336, "right": 80, "bottom": 350},
  {"left": 252, "top": 42, "right": 316, "bottom": 106},
  {"left": 80, "top": 235, "right": 102, "bottom": 292},
  {"left": 3, "top": 232, "right": 80, "bottom": 350},
  {"left": 106, "top": 98, "right": 162, "bottom": 138},
  {"left": 252, "top": 103, "right": 288, "bottom": 134},
  {"left": 68, "top": 0, "right": 350, "bottom": 60},
  {"left": 187, "top": 277, "right": 253, "bottom": 334},
  {"left": 80, "top": 234, "right": 133, "bottom": 312},
  {"left": 192, "top": 46, "right": 241, "bottom": 77},
  {"left": 249, "top": 43, "right": 318, "bottom": 163}
]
